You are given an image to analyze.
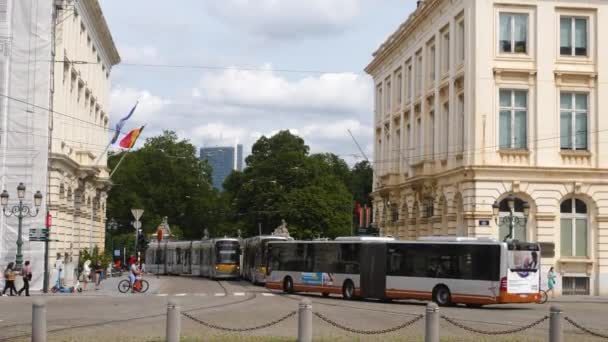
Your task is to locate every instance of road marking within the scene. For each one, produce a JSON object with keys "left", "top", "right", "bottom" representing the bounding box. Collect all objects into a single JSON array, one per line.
[
  {"left": 175, "top": 293, "right": 187, "bottom": 297},
  {"left": 262, "top": 293, "right": 274, "bottom": 297},
  {"left": 233, "top": 292, "right": 245, "bottom": 296},
  {"left": 214, "top": 293, "right": 226, "bottom": 297},
  {"left": 194, "top": 293, "right": 207, "bottom": 297},
  {"left": 156, "top": 294, "right": 168, "bottom": 297}
]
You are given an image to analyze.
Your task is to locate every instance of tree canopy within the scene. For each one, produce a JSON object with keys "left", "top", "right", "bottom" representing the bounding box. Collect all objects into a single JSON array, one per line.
[{"left": 107, "top": 130, "right": 374, "bottom": 246}]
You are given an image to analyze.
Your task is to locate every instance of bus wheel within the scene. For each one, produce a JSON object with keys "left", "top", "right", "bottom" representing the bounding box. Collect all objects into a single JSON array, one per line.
[
  {"left": 283, "top": 277, "right": 294, "bottom": 294},
  {"left": 342, "top": 280, "right": 355, "bottom": 300},
  {"left": 432, "top": 285, "right": 452, "bottom": 306},
  {"left": 322, "top": 292, "right": 330, "bottom": 297}
]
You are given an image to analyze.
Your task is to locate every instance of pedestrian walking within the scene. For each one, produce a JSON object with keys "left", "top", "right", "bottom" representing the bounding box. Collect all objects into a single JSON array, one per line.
[
  {"left": 82, "top": 260, "right": 91, "bottom": 291},
  {"left": 18, "top": 260, "right": 32, "bottom": 296},
  {"left": 547, "top": 266, "right": 557, "bottom": 299},
  {"left": 94, "top": 260, "right": 103, "bottom": 290},
  {"left": 2, "top": 262, "right": 17, "bottom": 296}
]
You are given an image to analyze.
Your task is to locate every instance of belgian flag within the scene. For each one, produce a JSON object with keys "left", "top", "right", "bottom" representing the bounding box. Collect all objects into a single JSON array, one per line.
[{"left": 119, "top": 125, "right": 145, "bottom": 149}]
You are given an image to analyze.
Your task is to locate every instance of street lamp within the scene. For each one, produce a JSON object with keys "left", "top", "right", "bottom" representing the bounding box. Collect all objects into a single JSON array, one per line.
[
  {"left": 1, "top": 183, "right": 43, "bottom": 270},
  {"left": 492, "top": 194, "right": 530, "bottom": 242},
  {"left": 106, "top": 218, "right": 118, "bottom": 261}
]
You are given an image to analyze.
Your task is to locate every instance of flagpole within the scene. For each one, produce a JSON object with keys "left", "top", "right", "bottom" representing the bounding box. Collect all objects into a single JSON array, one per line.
[
  {"left": 93, "top": 141, "right": 112, "bottom": 167},
  {"left": 109, "top": 149, "right": 132, "bottom": 178}
]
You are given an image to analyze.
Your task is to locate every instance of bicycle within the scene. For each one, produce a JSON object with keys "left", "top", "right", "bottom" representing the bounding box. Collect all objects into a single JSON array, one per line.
[
  {"left": 538, "top": 289, "right": 549, "bottom": 304},
  {"left": 118, "top": 277, "right": 149, "bottom": 293}
]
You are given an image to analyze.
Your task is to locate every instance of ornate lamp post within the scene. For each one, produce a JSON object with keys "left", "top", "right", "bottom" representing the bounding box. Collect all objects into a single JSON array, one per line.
[
  {"left": 106, "top": 218, "right": 118, "bottom": 260},
  {"left": 1, "top": 183, "right": 43, "bottom": 270},
  {"left": 492, "top": 194, "right": 530, "bottom": 242}
]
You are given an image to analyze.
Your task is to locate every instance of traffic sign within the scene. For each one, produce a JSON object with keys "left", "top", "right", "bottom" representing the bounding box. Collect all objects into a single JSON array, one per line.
[
  {"left": 29, "top": 228, "right": 49, "bottom": 241},
  {"left": 132, "top": 221, "right": 142, "bottom": 229},
  {"left": 131, "top": 209, "right": 144, "bottom": 221}
]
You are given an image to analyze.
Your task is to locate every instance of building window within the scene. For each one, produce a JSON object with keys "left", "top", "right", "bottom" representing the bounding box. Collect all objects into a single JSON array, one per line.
[
  {"left": 428, "top": 44, "right": 436, "bottom": 85},
  {"left": 499, "top": 13, "right": 528, "bottom": 54},
  {"left": 499, "top": 89, "right": 527, "bottom": 149},
  {"left": 441, "top": 29, "right": 450, "bottom": 75},
  {"left": 376, "top": 84, "right": 382, "bottom": 118},
  {"left": 416, "top": 117, "right": 422, "bottom": 162},
  {"left": 405, "top": 123, "right": 411, "bottom": 166},
  {"left": 560, "top": 17, "right": 587, "bottom": 56},
  {"left": 458, "top": 94, "right": 464, "bottom": 153},
  {"left": 560, "top": 198, "right": 588, "bottom": 257},
  {"left": 405, "top": 62, "right": 412, "bottom": 102},
  {"left": 560, "top": 92, "right": 588, "bottom": 150},
  {"left": 442, "top": 102, "right": 449, "bottom": 158},
  {"left": 385, "top": 79, "right": 392, "bottom": 114},
  {"left": 416, "top": 51, "right": 422, "bottom": 97},
  {"left": 63, "top": 61, "right": 70, "bottom": 84},
  {"left": 457, "top": 18, "right": 465, "bottom": 64},
  {"left": 429, "top": 109, "right": 435, "bottom": 159},
  {"left": 562, "top": 277, "right": 589, "bottom": 296},
  {"left": 395, "top": 70, "right": 402, "bottom": 108}
]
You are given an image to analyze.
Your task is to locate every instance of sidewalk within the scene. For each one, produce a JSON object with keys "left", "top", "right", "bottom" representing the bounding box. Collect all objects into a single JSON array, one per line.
[
  {"left": 25, "top": 274, "right": 160, "bottom": 297},
  {"left": 545, "top": 295, "right": 608, "bottom": 304}
]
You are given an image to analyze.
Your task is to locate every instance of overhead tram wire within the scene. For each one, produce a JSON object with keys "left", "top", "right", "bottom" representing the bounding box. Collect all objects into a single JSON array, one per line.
[{"left": 46, "top": 60, "right": 361, "bottom": 75}]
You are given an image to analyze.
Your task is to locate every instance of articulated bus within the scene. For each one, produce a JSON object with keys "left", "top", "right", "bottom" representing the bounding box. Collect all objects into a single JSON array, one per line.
[
  {"left": 146, "top": 238, "right": 241, "bottom": 279},
  {"left": 242, "top": 235, "right": 293, "bottom": 284},
  {"left": 265, "top": 237, "right": 540, "bottom": 306}
]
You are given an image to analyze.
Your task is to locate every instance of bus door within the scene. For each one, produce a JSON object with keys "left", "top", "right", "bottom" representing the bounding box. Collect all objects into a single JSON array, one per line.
[{"left": 360, "top": 243, "right": 387, "bottom": 299}]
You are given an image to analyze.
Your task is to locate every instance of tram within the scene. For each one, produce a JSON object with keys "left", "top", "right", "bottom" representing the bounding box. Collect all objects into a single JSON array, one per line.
[{"left": 146, "top": 238, "right": 241, "bottom": 279}]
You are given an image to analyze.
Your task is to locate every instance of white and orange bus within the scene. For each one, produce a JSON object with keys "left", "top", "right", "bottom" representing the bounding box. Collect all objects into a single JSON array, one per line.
[{"left": 265, "top": 237, "right": 540, "bottom": 306}]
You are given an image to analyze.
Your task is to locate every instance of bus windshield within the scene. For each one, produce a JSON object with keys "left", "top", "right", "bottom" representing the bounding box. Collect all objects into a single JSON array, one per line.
[
  {"left": 508, "top": 250, "right": 539, "bottom": 272},
  {"left": 216, "top": 242, "right": 239, "bottom": 264}
]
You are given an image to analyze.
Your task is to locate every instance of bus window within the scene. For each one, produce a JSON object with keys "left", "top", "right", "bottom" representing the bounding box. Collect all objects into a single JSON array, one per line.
[{"left": 338, "top": 243, "right": 360, "bottom": 274}]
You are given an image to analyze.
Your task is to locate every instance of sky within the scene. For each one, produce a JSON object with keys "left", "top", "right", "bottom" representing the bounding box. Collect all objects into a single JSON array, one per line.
[{"left": 99, "top": 0, "right": 417, "bottom": 165}]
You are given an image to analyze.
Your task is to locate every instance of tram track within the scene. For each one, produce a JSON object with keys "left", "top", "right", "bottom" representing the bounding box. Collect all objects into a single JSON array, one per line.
[{"left": 0, "top": 290, "right": 257, "bottom": 342}]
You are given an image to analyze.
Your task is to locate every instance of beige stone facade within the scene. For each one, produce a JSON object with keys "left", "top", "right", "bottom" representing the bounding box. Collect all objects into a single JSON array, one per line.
[
  {"left": 48, "top": 0, "right": 120, "bottom": 264},
  {"left": 366, "top": 0, "right": 608, "bottom": 296}
]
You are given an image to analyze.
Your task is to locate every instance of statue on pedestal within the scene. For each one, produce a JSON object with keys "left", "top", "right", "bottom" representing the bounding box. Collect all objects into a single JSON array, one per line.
[{"left": 272, "top": 219, "right": 291, "bottom": 238}]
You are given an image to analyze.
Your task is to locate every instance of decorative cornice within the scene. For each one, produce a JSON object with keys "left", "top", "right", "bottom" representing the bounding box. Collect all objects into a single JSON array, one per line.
[
  {"left": 76, "top": 0, "right": 121, "bottom": 66},
  {"left": 535, "top": 214, "right": 556, "bottom": 221},
  {"left": 365, "top": 0, "right": 443, "bottom": 75}
]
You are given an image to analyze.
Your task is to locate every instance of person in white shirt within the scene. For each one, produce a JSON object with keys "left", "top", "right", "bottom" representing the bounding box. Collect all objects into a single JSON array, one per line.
[{"left": 129, "top": 261, "right": 141, "bottom": 292}]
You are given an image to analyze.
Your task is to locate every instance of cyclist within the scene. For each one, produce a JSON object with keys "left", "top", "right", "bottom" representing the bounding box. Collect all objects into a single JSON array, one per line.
[{"left": 129, "top": 260, "right": 141, "bottom": 293}]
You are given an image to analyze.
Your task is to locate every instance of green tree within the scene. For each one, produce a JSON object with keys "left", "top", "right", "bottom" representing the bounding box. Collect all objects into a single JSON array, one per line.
[
  {"left": 350, "top": 160, "right": 373, "bottom": 205},
  {"left": 225, "top": 130, "right": 351, "bottom": 238},
  {"left": 107, "top": 131, "right": 231, "bottom": 248}
]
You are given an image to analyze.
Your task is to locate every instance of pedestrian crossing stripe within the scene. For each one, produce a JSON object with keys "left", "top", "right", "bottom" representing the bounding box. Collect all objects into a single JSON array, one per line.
[
  {"left": 214, "top": 293, "right": 226, "bottom": 296},
  {"left": 233, "top": 292, "right": 245, "bottom": 296},
  {"left": 157, "top": 294, "right": 168, "bottom": 296},
  {"left": 262, "top": 293, "right": 274, "bottom": 297},
  {"left": 175, "top": 293, "right": 187, "bottom": 297}
]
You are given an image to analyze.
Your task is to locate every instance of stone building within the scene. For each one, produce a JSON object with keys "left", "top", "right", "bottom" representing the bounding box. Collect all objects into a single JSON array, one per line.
[
  {"left": 0, "top": 0, "right": 119, "bottom": 287},
  {"left": 48, "top": 0, "right": 120, "bottom": 263},
  {"left": 365, "top": 0, "right": 608, "bottom": 296}
]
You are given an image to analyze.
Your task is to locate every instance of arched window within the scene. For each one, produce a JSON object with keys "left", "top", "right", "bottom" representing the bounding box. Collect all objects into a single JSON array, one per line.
[
  {"left": 560, "top": 198, "right": 588, "bottom": 257},
  {"left": 498, "top": 197, "right": 527, "bottom": 241}
]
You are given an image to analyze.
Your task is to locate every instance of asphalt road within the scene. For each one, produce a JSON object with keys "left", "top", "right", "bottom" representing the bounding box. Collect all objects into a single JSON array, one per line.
[{"left": 1, "top": 275, "right": 607, "bottom": 341}]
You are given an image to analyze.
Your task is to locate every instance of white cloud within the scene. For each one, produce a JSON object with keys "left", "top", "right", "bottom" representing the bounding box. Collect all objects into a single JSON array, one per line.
[
  {"left": 204, "top": 0, "right": 361, "bottom": 39},
  {"left": 109, "top": 86, "right": 170, "bottom": 124},
  {"left": 195, "top": 65, "right": 372, "bottom": 115},
  {"left": 119, "top": 46, "right": 164, "bottom": 64}
]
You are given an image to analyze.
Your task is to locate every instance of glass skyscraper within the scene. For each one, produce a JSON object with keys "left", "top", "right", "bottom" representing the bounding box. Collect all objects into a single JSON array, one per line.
[{"left": 200, "top": 145, "right": 243, "bottom": 190}]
